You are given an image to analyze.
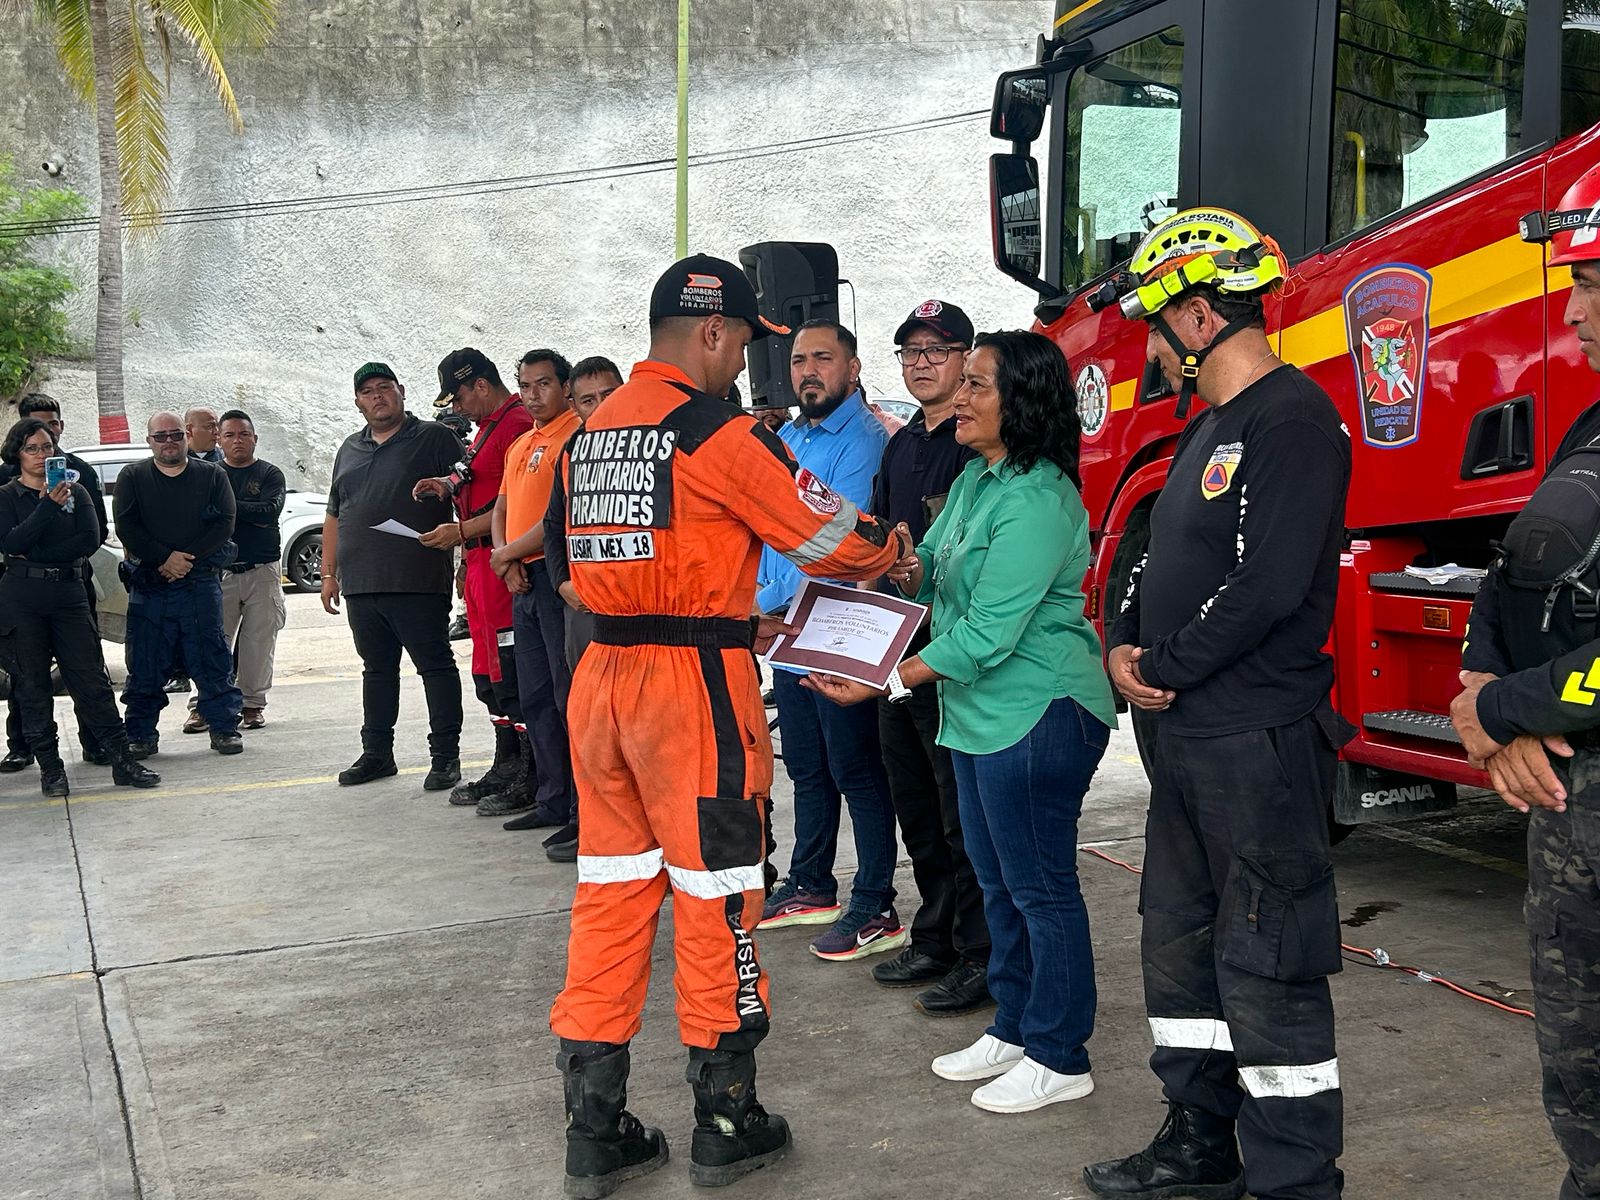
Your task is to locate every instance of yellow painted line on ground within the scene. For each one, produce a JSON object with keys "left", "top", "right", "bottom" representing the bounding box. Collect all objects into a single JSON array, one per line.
[
  {"left": 1055, "top": 0, "right": 1108, "bottom": 29},
  {"left": 0, "top": 758, "right": 493, "bottom": 813},
  {"left": 0, "top": 971, "right": 95, "bottom": 990},
  {"left": 1360, "top": 823, "right": 1526, "bottom": 880}
]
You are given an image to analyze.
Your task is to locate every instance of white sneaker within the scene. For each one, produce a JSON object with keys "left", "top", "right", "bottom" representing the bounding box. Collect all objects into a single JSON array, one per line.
[
  {"left": 931, "top": 1034, "right": 1024, "bottom": 1081},
  {"left": 970, "top": 1056, "right": 1095, "bottom": 1113}
]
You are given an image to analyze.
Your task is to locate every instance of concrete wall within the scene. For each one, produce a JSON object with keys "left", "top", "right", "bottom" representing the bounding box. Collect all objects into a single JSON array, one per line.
[{"left": 2, "top": 0, "right": 1051, "bottom": 485}]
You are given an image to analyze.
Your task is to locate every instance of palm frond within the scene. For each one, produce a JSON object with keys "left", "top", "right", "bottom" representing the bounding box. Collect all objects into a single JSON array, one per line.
[
  {"left": 24, "top": 0, "right": 98, "bottom": 104},
  {"left": 156, "top": 0, "right": 251, "bottom": 130},
  {"left": 112, "top": 0, "right": 171, "bottom": 231}
]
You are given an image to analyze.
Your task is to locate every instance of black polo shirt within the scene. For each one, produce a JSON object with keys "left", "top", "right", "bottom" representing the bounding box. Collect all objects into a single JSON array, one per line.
[
  {"left": 869, "top": 407, "right": 975, "bottom": 541},
  {"left": 327, "top": 414, "right": 463, "bottom": 595}
]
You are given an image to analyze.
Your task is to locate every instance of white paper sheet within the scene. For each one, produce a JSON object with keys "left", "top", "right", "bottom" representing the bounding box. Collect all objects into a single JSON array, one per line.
[{"left": 370, "top": 518, "right": 422, "bottom": 539}]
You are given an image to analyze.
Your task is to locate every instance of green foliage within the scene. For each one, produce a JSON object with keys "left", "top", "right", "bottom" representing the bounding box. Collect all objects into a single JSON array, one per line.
[{"left": 0, "top": 154, "right": 86, "bottom": 400}]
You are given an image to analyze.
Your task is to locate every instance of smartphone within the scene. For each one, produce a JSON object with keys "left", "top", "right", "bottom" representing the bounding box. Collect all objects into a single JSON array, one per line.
[{"left": 44, "top": 456, "right": 75, "bottom": 513}]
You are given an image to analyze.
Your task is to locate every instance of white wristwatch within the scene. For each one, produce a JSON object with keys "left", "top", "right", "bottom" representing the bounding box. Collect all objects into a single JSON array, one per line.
[{"left": 885, "top": 665, "right": 912, "bottom": 704}]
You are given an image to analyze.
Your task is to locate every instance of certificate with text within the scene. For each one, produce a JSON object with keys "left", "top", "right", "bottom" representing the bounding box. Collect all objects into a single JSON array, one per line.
[{"left": 765, "top": 581, "right": 929, "bottom": 689}]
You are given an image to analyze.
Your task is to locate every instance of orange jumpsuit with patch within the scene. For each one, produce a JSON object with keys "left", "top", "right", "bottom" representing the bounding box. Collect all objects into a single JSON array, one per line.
[{"left": 548, "top": 360, "right": 901, "bottom": 1051}]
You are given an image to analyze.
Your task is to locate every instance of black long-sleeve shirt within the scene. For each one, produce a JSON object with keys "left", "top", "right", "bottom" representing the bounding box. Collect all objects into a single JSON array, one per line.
[
  {"left": 0, "top": 452, "right": 109, "bottom": 546},
  {"left": 1109, "top": 365, "right": 1352, "bottom": 735},
  {"left": 1467, "top": 399, "right": 1600, "bottom": 743},
  {"left": 0, "top": 480, "right": 100, "bottom": 562},
  {"left": 222, "top": 459, "right": 286, "bottom": 566},
  {"left": 112, "top": 457, "right": 235, "bottom": 566}
]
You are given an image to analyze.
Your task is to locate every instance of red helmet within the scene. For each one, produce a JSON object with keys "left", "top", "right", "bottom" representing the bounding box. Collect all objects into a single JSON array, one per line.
[{"left": 1523, "top": 161, "right": 1600, "bottom": 266}]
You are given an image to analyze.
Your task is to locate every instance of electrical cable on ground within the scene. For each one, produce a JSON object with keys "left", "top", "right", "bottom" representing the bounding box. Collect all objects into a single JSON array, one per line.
[{"left": 1077, "top": 842, "right": 1535, "bottom": 1020}]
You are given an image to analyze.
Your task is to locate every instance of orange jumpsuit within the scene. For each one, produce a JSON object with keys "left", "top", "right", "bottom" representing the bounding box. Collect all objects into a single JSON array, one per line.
[{"left": 548, "top": 360, "right": 900, "bottom": 1051}]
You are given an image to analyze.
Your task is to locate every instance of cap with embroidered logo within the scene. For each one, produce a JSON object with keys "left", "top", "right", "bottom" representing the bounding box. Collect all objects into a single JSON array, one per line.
[
  {"left": 353, "top": 361, "right": 399, "bottom": 392},
  {"left": 649, "top": 254, "right": 790, "bottom": 340},
  {"left": 893, "top": 299, "right": 975, "bottom": 347}
]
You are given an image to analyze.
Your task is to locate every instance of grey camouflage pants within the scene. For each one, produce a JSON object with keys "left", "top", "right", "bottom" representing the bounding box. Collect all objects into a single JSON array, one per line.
[{"left": 1531, "top": 754, "right": 1600, "bottom": 1199}]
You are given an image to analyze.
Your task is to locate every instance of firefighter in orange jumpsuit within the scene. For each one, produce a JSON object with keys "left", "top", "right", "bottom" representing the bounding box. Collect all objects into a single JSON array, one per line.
[{"left": 547, "top": 255, "right": 907, "bottom": 1197}]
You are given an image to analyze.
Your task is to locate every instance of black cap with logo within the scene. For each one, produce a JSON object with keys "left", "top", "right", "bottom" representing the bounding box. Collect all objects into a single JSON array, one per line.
[
  {"left": 435, "top": 347, "right": 498, "bottom": 407},
  {"left": 353, "top": 361, "right": 398, "bottom": 392},
  {"left": 893, "top": 299, "right": 976, "bottom": 347},
  {"left": 649, "top": 254, "right": 790, "bottom": 340}
]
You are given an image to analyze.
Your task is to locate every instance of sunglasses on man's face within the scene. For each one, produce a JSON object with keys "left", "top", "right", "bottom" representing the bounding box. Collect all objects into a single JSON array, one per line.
[{"left": 148, "top": 430, "right": 185, "bottom": 443}]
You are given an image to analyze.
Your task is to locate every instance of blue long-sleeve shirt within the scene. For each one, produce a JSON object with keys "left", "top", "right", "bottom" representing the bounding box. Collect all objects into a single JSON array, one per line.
[{"left": 755, "top": 389, "right": 887, "bottom": 615}]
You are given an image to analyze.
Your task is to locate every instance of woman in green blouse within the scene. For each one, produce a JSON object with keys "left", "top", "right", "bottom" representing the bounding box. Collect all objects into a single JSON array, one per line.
[{"left": 806, "top": 331, "right": 1115, "bottom": 1115}]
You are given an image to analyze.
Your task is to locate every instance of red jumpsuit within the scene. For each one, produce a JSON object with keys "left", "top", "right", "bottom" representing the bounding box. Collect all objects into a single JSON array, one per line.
[
  {"left": 548, "top": 360, "right": 901, "bottom": 1050},
  {"left": 456, "top": 397, "right": 533, "bottom": 681}
]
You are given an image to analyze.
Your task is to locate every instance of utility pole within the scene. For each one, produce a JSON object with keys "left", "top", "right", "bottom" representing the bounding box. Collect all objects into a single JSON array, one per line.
[{"left": 675, "top": 0, "right": 689, "bottom": 257}]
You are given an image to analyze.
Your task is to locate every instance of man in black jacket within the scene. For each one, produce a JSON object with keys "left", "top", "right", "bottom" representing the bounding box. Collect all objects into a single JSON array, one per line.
[
  {"left": 1450, "top": 167, "right": 1600, "bottom": 1200},
  {"left": 114, "top": 411, "right": 243, "bottom": 758},
  {"left": 183, "top": 409, "right": 287, "bottom": 734},
  {"left": 0, "top": 392, "right": 112, "bottom": 771}
]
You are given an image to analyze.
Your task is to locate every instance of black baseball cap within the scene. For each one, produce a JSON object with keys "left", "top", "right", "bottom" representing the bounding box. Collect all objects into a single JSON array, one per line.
[
  {"left": 435, "top": 347, "right": 497, "bottom": 406},
  {"left": 353, "top": 361, "right": 398, "bottom": 392},
  {"left": 893, "top": 300, "right": 975, "bottom": 347},
  {"left": 649, "top": 254, "right": 790, "bottom": 340}
]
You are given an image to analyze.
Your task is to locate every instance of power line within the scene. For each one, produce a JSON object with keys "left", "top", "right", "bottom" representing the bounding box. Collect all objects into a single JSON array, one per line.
[{"left": 0, "top": 109, "right": 988, "bottom": 238}]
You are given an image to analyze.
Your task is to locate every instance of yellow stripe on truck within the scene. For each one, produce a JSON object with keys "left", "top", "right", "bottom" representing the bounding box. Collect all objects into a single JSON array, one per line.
[
  {"left": 1055, "top": 0, "right": 1110, "bottom": 30},
  {"left": 1279, "top": 234, "right": 1546, "bottom": 367}
]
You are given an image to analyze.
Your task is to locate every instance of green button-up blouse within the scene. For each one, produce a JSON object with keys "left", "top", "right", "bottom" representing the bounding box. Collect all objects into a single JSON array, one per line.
[{"left": 914, "top": 455, "right": 1117, "bottom": 755}]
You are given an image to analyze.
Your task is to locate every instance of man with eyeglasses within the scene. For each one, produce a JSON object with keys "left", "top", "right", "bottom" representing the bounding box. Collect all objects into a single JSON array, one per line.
[
  {"left": 114, "top": 411, "right": 244, "bottom": 759},
  {"left": 0, "top": 392, "right": 113, "bottom": 772},
  {"left": 864, "top": 300, "right": 993, "bottom": 1015}
]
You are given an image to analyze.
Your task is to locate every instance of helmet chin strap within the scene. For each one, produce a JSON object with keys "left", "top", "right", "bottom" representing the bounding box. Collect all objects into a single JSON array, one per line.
[{"left": 1151, "top": 312, "right": 1259, "bottom": 419}]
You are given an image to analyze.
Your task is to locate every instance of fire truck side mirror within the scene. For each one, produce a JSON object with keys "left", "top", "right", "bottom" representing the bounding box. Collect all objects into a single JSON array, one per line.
[
  {"left": 990, "top": 153, "right": 1050, "bottom": 296},
  {"left": 992, "top": 70, "right": 1049, "bottom": 145}
]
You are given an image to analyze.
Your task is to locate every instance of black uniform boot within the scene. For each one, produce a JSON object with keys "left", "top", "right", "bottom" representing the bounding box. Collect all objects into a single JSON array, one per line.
[
  {"left": 37, "top": 744, "right": 69, "bottom": 799},
  {"left": 686, "top": 1047, "right": 791, "bottom": 1187},
  {"left": 111, "top": 745, "right": 161, "bottom": 789},
  {"left": 0, "top": 747, "right": 33, "bottom": 772},
  {"left": 449, "top": 722, "right": 519, "bottom": 807},
  {"left": 558, "top": 1039, "right": 669, "bottom": 1200},
  {"left": 1082, "top": 1102, "right": 1245, "bottom": 1199}
]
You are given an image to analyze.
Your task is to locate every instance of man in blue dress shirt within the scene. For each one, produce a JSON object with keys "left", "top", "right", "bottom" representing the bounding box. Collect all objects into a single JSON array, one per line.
[{"left": 754, "top": 319, "right": 904, "bottom": 963}]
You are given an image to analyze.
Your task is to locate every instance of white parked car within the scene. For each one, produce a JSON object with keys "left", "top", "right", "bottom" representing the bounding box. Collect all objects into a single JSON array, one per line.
[{"left": 68, "top": 443, "right": 329, "bottom": 593}]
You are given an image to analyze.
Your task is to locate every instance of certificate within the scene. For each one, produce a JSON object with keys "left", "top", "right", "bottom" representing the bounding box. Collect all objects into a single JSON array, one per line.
[{"left": 765, "top": 580, "right": 929, "bottom": 689}]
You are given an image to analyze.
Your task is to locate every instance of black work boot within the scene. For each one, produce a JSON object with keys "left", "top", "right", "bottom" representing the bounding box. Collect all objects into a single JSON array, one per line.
[
  {"left": 449, "top": 722, "right": 519, "bottom": 806},
  {"left": 0, "top": 747, "right": 32, "bottom": 773},
  {"left": 686, "top": 1047, "right": 791, "bottom": 1187},
  {"left": 37, "top": 744, "right": 69, "bottom": 799},
  {"left": 110, "top": 744, "right": 161, "bottom": 789},
  {"left": 558, "top": 1039, "right": 669, "bottom": 1199},
  {"left": 338, "top": 750, "right": 398, "bottom": 787},
  {"left": 1082, "top": 1102, "right": 1244, "bottom": 1199},
  {"left": 423, "top": 756, "right": 461, "bottom": 792}
]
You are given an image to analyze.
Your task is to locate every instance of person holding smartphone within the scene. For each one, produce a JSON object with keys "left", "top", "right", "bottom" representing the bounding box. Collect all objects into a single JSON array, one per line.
[{"left": 0, "top": 418, "right": 160, "bottom": 797}]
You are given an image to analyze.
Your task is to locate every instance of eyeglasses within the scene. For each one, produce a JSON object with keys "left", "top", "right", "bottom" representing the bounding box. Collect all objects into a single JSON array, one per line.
[
  {"left": 895, "top": 345, "right": 962, "bottom": 366},
  {"left": 148, "top": 430, "right": 185, "bottom": 443},
  {"left": 19, "top": 442, "right": 54, "bottom": 456}
]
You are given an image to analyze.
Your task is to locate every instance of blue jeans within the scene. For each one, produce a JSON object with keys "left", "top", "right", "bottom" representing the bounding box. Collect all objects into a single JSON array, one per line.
[
  {"left": 124, "top": 574, "right": 242, "bottom": 739},
  {"left": 951, "top": 695, "right": 1109, "bottom": 1076},
  {"left": 773, "top": 669, "right": 898, "bottom": 915}
]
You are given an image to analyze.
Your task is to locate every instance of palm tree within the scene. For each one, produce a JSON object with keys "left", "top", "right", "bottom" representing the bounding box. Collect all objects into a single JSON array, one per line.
[{"left": 17, "top": 0, "right": 275, "bottom": 441}]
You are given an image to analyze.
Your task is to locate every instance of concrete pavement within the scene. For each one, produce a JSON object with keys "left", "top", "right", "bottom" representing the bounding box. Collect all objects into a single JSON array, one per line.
[{"left": 0, "top": 594, "right": 1571, "bottom": 1198}]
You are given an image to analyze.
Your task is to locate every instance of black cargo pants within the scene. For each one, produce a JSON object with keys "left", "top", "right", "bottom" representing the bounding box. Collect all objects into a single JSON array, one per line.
[
  {"left": 1530, "top": 752, "right": 1600, "bottom": 1200},
  {"left": 1136, "top": 705, "right": 1345, "bottom": 1200}
]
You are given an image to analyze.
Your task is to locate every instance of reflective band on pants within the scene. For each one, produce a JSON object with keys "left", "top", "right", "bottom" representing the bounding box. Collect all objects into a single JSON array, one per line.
[
  {"left": 577, "top": 849, "right": 665, "bottom": 885},
  {"left": 666, "top": 862, "right": 765, "bottom": 900},
  {"left": 1238, "top": 1058, "right": 1341, "bottom": 1099},
  {"left": 1149, "top": 1016, "right": 1234, "bottom": 1052}
]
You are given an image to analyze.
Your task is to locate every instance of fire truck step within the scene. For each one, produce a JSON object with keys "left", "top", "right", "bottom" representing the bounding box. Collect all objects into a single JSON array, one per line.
[
  {"left": 1367, "top": 571, "right": 1484, "bottom": 598},
  {"left": 1362, "top": 709, "right": 1463, "bottom": 744}
]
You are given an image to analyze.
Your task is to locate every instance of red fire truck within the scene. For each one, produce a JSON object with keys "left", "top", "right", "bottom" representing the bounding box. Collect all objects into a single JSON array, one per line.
[{"left": 987, "top": 0, "right": 1600, "bottom": 824}]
